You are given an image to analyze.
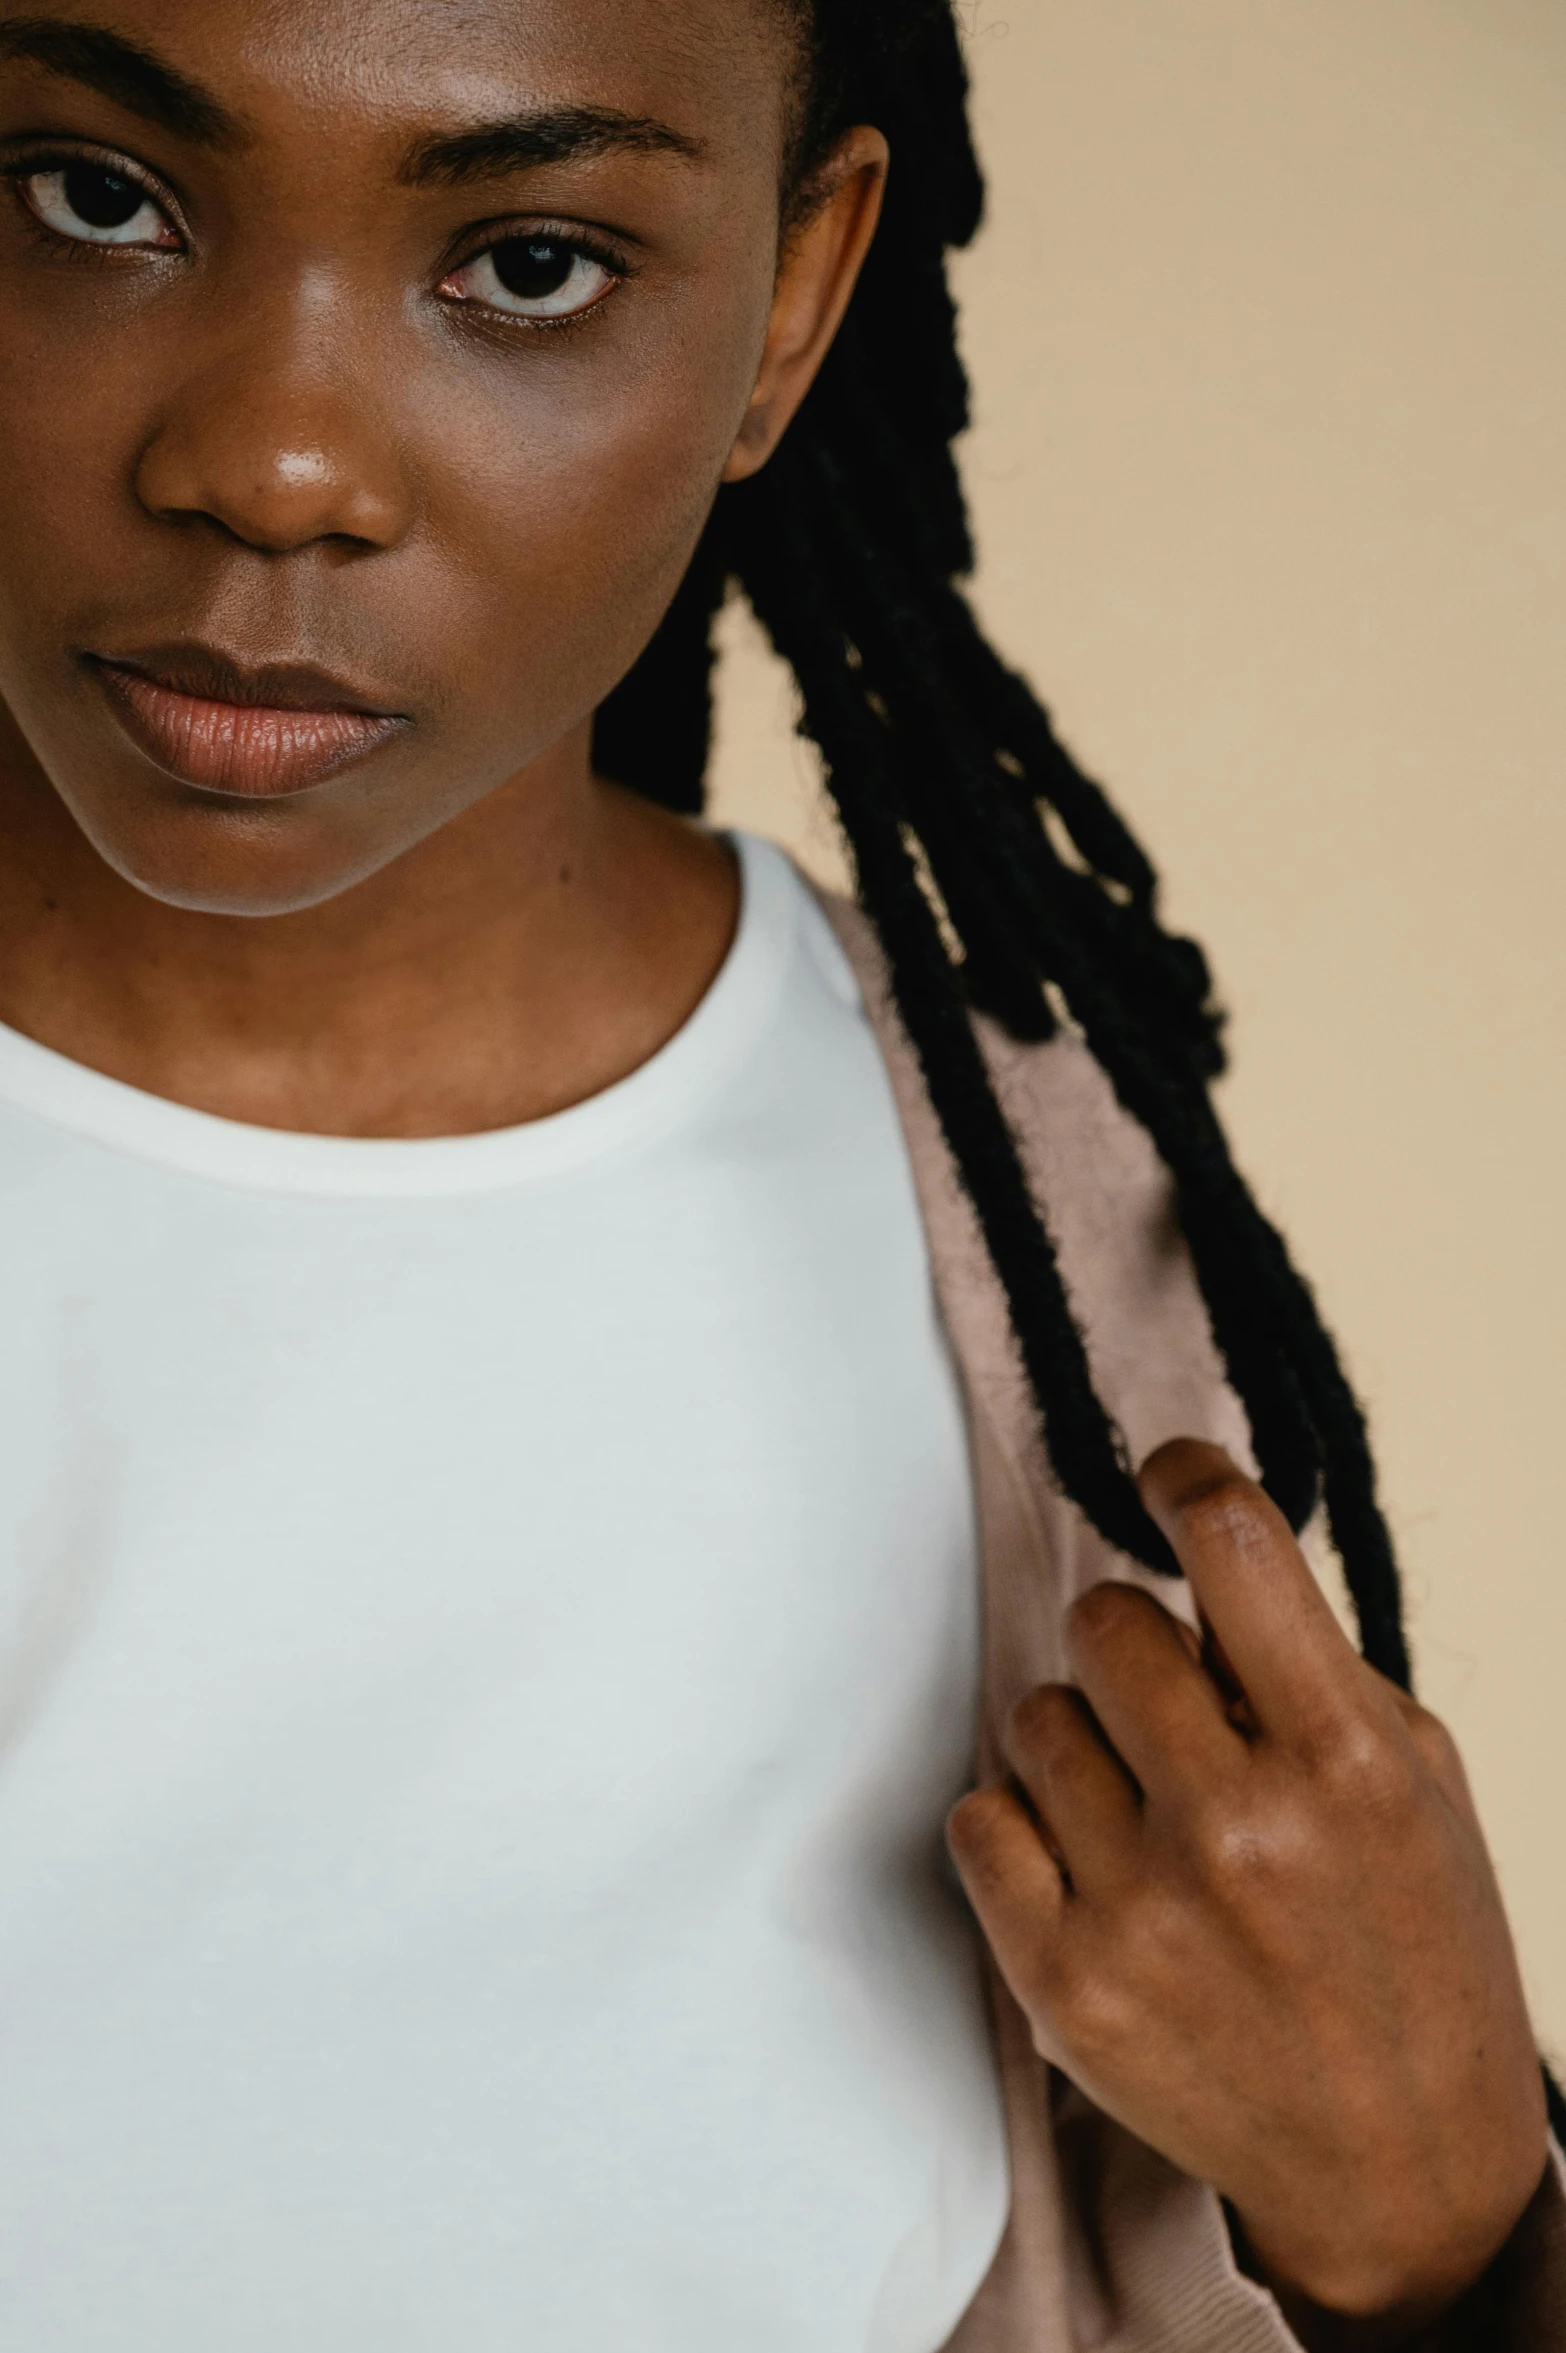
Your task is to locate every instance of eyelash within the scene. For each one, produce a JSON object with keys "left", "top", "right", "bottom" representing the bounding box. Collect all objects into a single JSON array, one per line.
[
  {"left": 1, "top": 143, "right": 634, "bottom": 334},
  {"left": 2, "top": 143, "right": 181, "bottom": 260},
  {"left": 439, "top": 220, "right": 634, "bottom": 335}
]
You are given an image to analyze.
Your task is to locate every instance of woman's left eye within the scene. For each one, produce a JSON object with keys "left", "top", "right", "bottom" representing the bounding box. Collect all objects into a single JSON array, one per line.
[
  {"left": 20, "top": 162, "right": 176, "bottom": 248},
  {"left": 441, "top": 235, "right": 617, "bottom": 321}
]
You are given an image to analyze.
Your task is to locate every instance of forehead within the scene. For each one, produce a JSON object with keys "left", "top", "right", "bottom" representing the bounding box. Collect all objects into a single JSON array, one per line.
[{"left": 0, "top": 0, "right": 800, "bottom": 158}]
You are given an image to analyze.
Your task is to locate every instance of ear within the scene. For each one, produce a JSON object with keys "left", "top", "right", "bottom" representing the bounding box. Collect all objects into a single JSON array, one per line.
[{"left": 722, "top": 127, "right": 889, "bottom": 484}]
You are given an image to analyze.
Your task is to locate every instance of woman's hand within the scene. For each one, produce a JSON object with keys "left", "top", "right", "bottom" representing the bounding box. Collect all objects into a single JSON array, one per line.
[{"left": 947, "top": 1438, "right": 1548, "bottom": 2343}]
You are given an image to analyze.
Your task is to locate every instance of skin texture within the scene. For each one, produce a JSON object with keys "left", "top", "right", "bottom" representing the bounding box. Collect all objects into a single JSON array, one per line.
[
  {"left": 0, "top": 1, "right": 1547, "bottom": 2338},
  {"left": 949, "top": 1441, "right": 1548, "bottom": 2346},
  {"left": 0, "top": 0, "right": 885, "bottom": 1130}
]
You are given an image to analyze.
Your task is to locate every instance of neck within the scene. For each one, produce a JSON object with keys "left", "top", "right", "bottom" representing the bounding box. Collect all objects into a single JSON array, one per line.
[{"left": 0, "top": 707, "right": 738, "bottom": 1138}]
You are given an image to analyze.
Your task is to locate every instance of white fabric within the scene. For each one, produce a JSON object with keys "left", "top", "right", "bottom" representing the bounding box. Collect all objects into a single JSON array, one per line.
[{"left": 0, "top": 833, "right": 1009, "bottom": 2353}]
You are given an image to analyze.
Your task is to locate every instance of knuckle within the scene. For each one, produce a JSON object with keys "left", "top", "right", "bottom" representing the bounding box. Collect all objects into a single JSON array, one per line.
[
  {"left": 1311, "top": 1715, "right": 1415, "bottom": 1815},
  {"left": 1048, "top": 1955, "right": 1141, "bottom": 2071},
  {"left": 1170, "top": 1471, "right": 1267, "bottom": 1553},
  {"left": 1403, "top": 1701, "right": 1464, "bottom": 1782},
  {"left": 1007, "top": 1681, "right": 1084, "bottom": 1768},
  {"left": 1066, "top": 1578, "right": 1149, "bottom": 1651},
  {"left": 1191, "top": 1792, "right": 1316, "bottom": 1900},
  {"left": 945, "top": 1786, "right": 1012, "bottom": 1870},
  {"left": 1198, "top": 1811, "right": 1272, "bottom": 1894}
]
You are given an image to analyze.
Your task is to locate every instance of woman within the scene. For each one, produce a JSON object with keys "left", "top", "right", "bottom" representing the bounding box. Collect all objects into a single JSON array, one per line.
[{"left": 0, "top": 0, "right": 1556, "bottom": 2344}]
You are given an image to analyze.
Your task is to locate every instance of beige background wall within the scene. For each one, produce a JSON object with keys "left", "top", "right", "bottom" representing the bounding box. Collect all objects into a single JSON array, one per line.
[{"left": 709, "top": 2, "right": 1566, "bottom": 2055}]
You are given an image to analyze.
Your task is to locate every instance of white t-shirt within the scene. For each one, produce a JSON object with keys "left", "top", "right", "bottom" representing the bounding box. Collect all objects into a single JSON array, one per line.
[{"left": 0, "top": 832, "right": 1009, "bottom": 2351}]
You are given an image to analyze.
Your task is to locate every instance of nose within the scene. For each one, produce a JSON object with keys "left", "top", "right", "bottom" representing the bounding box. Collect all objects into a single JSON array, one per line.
[{"left": 135, "top": 341, "right": 415, "bottom": 556}]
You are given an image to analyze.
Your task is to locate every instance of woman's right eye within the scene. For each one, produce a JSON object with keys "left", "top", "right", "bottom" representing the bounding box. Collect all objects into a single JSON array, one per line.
[{"left": 19, "top": 162, "right": 179, "bottom": 250}]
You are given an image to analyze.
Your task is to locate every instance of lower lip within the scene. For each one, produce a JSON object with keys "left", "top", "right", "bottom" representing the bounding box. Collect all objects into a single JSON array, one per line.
[{"left": 94, "top": 664, "right": 405, "bottom": 797}]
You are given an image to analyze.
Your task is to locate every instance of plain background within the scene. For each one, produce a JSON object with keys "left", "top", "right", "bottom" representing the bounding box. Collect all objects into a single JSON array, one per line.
[{"left": 708, "top": 1, "right": 1566, "bottom": 2055}]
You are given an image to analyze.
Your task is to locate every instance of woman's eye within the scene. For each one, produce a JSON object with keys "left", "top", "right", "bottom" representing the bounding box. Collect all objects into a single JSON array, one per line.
[
  {"left": 21, "top": 162, "right": 176, "bottom": 249},
  {"left": 443, "top": 236, "right": 616, "bottom": 321}
]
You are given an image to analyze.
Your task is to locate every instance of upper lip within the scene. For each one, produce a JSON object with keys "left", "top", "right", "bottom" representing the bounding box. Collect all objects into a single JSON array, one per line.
[{"left": 86, "top": 642, "right": 403, "bottom": 719}]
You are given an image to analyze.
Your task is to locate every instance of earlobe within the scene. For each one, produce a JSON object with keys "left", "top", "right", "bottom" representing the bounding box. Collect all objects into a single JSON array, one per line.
[
  {"left": 722, "top": 399, "right": 777, "bottom": 483},
  {"left": 722, "top": 128, "right": 889, "bottom": 484}
]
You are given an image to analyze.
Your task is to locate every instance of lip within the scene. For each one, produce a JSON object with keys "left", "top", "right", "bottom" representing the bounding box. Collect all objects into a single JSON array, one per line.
[{"left": 85, "top": 646, "right": 409, "bottom": 798}]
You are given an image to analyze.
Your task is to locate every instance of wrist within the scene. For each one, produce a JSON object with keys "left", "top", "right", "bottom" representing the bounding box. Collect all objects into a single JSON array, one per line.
[
  {"left": 1226, "top": 2159, "right": 1550, "bottom": 2353},
  {"left": 1236, "top": 2261, "right": 1452, "bottom": 2351}
]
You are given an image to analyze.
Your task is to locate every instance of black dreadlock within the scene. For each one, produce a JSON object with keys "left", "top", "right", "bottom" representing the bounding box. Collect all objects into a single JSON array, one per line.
[
  {"left": 595, "top": 26, "right": 1566, "bottom": 2136},
  {"left": 594, "top": 0, "right": 1411, "bottom": 1679}
]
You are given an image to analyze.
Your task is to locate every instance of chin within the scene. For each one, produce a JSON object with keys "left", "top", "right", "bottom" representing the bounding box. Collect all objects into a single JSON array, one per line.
[{"left": 67, "top": 793, "right": 424, "bottom": 920}]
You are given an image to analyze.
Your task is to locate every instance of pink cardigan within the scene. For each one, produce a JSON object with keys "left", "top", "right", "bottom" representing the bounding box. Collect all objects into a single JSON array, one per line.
[{"left": 816, "top": 882, "right": 1566, "bottom": 2349}]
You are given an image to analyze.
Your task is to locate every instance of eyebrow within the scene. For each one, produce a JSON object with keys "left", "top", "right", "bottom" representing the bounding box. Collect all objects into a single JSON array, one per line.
[
  {"left": 401, "top": 106, "right": 706, "bottom": 189},
  {"left": 0, "top": 15, "right": 241, "bottom": 147},
  {"left": 0, "top": 26, "right": 701, "bottom": 187}
]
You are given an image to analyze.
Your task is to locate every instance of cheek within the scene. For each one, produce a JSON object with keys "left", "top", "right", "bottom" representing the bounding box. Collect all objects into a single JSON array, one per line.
[
  {"left": 0, "top": 321, "right": 145, "bottom": 615},
  {"left": 0, "top": 236, "right": 773, "bottom": 914},
  {"left": 407, "top": 302, "right": 766, "bottom": 740}
]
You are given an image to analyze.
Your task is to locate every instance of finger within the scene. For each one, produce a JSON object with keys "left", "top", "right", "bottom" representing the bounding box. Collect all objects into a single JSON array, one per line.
[
  {"left": 1386, "top": 1684, "right": 1480, "bottom": 1822},
  {"left": 1138, "top": 1439, "right": 1366, "bottom": 1746},
  {"left": 1064, "top": 1580, "right": 1245, "bottom": 1797},
  {"left": 947, "top": 1783, "right": 1067, "bottom": 2014},
  {"left": 1005, "top": 1684, "right": 1142, "bottom": 1896},
  {"left": 1196, "top": 1613, "right": 1257, "bottom": 1733}
]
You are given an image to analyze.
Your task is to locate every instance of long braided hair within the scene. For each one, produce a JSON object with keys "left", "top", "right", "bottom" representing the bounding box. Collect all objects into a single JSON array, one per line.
[
  {"left": 599, "top": 13, "right": 1566, "bottom": 2135},
  {"left": 596, "top": 0, "right": 1408, "bottom": 1678}
]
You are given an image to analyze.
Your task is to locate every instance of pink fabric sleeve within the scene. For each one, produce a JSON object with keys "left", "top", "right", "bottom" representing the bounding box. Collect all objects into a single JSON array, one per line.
[{"left": 813, "top": 880, "right": 1566, "bottom": 2351}]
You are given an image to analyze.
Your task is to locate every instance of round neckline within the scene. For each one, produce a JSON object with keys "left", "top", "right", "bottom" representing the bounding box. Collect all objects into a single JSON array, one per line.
[{"left": 0, "top": 832, "right": 799, "bottom": 1200}]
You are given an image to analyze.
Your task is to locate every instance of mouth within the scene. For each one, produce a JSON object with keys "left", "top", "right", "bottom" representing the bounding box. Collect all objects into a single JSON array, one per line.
[{"left": 83, "top": 645, "right": 410, "bottom": 798}]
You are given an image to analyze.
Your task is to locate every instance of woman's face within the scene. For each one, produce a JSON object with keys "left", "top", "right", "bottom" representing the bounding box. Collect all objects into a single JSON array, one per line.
[{"left": 0, "top": 0, "right": 871, "bottom": 914}]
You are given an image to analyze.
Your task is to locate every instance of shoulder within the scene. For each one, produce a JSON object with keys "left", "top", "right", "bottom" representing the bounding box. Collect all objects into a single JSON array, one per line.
[{"left": 807, "top": 869, "right": 1250, "bottom": 1481}]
